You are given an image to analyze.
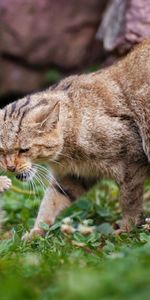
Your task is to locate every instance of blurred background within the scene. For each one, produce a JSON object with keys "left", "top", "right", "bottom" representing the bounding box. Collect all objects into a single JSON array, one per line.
[{"left": 1, "top": 0, "right": 150, "bottom": 107}]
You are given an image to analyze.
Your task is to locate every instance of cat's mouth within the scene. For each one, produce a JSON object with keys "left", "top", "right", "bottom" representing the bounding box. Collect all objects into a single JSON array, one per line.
[{"left": 16, "top": 168, "right": 36, "bottom": 182}]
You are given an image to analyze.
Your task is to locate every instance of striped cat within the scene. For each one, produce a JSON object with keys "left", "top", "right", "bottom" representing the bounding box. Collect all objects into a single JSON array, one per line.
[{"left": 1, "top": 40, "right": 150, "bottom": 240}]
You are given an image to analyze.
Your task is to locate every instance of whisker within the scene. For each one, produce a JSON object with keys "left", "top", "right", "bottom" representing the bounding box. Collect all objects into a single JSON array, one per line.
[
  {"left": 30, "top": 168, "right": 42, "bottom": 200},
  {"left": 34, "top": 173, "right": 47, "bottom": 193},
  {"left": 37, "top": 167, "right": 68, "bottom": 198},
  {"left": 33, "top": 163, "right": 49, "bottom": 173},
  {"left": 34, "top": 170, "right": 59, "bottom": 200},
  {"left": 31, "top": 166, "right": 48, "bottom": 197},
  {"left": 48, "top": 158, "right": 64, "bottom": 168},
  {"left": 59, "top": 153, "right": 75, "bottom": 161},
  {"left": 32, "top": 163, "right": 68, "bottom": 199},
  {"left": 32, "top": 177, "right": 39, "bottom": 200},
  {"left": 25, "top": 167, "right": 38, "bottom": 200},
  {"left": 32, "top": 163, "right": 68, "bottom": 198},
  {"left": 57, "top": 153, "right": 77, "bottom": 172},
  {"left": 28, "top": 181, "right": 33, "bottom": 201},
  {"left": 19, "top": 166, "right": 41, "bottom": 200}
]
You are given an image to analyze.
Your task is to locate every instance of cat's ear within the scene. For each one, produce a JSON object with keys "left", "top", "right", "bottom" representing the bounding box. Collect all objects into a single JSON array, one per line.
[
  {"left": 39, "top": 101, "right": 60, "bottom": 129},
  {"left": 27, "top": 101, "right": 60, "bottom": 129}
]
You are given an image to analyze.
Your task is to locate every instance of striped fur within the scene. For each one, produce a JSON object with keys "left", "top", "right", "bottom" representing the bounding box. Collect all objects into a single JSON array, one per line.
[{"left": 1, "top": 40, "right": 150, "bottom": 239}]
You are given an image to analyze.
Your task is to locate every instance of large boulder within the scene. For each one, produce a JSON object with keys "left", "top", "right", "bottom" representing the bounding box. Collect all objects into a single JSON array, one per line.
[
  {"left": 97, "top": 0, "right": 150, "bottom": 53},
  {"left": 0, "top": 0, "right": 106, "bottom": 100},
  {"left": 1, "top": 0, "right": 150, "bottom": 103}
]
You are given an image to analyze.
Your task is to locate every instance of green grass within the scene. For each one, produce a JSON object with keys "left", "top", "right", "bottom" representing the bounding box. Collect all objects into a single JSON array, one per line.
[{"left": 1, "top": 177, "right": 150, "bottom": 300}]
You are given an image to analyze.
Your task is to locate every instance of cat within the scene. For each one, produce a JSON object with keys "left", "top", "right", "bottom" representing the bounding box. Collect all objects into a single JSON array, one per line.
[{"left": 0, "top": 40, "right": 150, "bottom": 240}]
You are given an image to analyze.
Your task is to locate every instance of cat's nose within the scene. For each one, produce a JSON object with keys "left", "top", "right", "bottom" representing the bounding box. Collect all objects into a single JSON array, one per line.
[{"left": 7, "top": 166, "right": 16, "bottom": 172}]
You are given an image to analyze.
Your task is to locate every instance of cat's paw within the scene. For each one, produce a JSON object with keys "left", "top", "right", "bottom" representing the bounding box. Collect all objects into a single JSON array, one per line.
[
  {"left": 0, "top": 176, "right": 12, "bottom": 193},
  {"left": 113, "top": 217, "right": 134, "bottom": 235},
  {"left": 22, "top": 228, "right": 44, "bottom": 241},
  {"left": 113, "top": 228, "right": 127, "bottom": 235}
]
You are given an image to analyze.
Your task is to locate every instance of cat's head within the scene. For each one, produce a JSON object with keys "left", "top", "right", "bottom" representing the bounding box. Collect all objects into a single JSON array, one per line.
[{"left": 0, "top": 93, "right": 63, "bottom": 181}]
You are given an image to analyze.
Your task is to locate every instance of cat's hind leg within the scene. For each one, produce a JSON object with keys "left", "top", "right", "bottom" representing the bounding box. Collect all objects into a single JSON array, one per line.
[{"left": 117, "top": 164, "right": 146, "bottom": 233}]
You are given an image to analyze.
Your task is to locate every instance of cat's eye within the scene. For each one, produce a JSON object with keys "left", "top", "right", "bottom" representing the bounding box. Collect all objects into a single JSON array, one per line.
[{"left": 19, "top": 148, "right": 30, "bottom": 154}]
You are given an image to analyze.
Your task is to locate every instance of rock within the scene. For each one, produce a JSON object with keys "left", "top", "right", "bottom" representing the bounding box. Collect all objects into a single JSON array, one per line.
[
  {"left": 97, "top": 0, "right": 150, "bottom": 53},
  {"left": 2, "top": 0, "right": 150, "bottom": 102},
  {"left": 0, "top": 0, "right": 107, "bottom": 100},
  {"left": 0, "top": 58, "right": 46, "bottom": 97}
]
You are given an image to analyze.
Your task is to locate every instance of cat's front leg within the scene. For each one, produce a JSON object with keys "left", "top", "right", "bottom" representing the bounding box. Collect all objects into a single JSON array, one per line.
[
  {"left": 22, "top": 175, "right": 91, "bottom": 241},
  {"left": 22, "top": 187, "right": 71, "bottom": 240},
  {"left": 0, "top": 176, "right": 12, "bottom": 193}
]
